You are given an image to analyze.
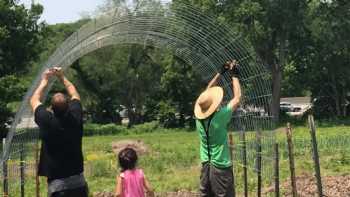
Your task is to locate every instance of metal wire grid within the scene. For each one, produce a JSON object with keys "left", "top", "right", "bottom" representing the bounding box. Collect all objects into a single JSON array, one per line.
[{"left": 1, "top": 1, "right": 275, "bottom": 195}]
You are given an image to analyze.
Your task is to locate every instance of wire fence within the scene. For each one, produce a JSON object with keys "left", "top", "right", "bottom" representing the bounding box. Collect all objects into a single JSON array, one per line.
[{"left": 0, "top": 1, "right": 275, "bottom": 196}]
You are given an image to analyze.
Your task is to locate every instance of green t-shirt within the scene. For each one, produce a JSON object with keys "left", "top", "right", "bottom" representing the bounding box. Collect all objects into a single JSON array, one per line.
[{"left": 196, "top": 105, "right": 232, "bottom": 168}]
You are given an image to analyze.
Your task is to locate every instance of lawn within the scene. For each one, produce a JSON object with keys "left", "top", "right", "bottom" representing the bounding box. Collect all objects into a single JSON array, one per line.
[
  {"left": 82, "top": 124, "right": 350, "bottom": 194},
  {"left": 83, "top": 131, "right": 201, "bottom": 194},
  {"left": 2, "top": 123, "right": 350, "bottom": 196}
]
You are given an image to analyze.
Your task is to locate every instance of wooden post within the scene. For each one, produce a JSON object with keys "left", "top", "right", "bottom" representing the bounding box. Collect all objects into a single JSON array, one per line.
[
  {"left": 240, "top": 130, "right": 248, "bottom": 197},
  {"left": 35, "top": 142, "right": 40, "bottom": 197},
  {"left": 3, "top": 138, "right": 8, "bottom": 197},
  {"left": 308, "top": 115, "right": 323, "bottom": 197},
  {"left": 20, "top": 143, "right": 25, "bottom": 197},
  {"left": 274, "top": 143, "right": 280, "bottom": 197},
  {"left": 228, "top": 133, "right": 236, "bottom": 197},
  {"left": 286, "top": 123, "right": 297, "bottom": 197},
  {"left": 256, "top": 129, "right": 262, "bottom": 197}
]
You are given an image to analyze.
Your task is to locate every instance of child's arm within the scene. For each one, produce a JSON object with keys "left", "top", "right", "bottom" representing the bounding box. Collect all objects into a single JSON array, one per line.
[
  {"left": 144, "top": 176, "right": 154, "bottom": 197},
  {"left": 115, "top": 175, "right": 123, "bottom": 197}
]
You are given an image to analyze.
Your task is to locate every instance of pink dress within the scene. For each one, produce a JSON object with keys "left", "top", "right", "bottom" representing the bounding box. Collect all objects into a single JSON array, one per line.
[{"left": 121, "top": 169, "right": 145, "bottom": 197}]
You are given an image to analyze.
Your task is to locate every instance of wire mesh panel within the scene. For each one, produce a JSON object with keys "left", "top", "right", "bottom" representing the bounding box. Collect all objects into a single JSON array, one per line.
[{"left": 1, "top": 1, "right": 275, "bottom": 195}]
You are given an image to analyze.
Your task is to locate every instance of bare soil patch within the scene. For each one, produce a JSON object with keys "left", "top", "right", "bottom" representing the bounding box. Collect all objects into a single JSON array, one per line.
[
  {"left": 93, "top": 191, "right": 199, "bottom": 197},
  {"left": 264, "top": 174, "right": 350, "bottom": 196},
  {"left": 111, "top": 139, "right": 150, "bottom": 156}
]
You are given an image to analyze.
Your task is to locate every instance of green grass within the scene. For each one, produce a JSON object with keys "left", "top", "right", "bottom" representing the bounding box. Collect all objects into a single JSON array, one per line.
[
  {"left": 2, "top": 124, "right": 350, "bottom": 195},
  {"left": 82, "top": 124, "right": 350, "bottom": 194},
  {"left": 83, "top": 131, "right": 201, "bottom": 194}
]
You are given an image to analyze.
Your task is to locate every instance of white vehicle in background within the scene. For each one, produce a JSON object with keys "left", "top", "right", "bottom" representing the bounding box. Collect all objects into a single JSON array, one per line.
[
  {"left": 280, "top": 97, "right": 312, "bottom": 117},
  {"left": 286, "top": 105, "right": 312, "bottom": 117},
  {"left": 280, "top": 102, "right": 293, "bottom": 112}
]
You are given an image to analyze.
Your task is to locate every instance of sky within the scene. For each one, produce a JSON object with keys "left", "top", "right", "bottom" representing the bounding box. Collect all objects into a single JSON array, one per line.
[
  {"left": 20, "top": 0, "right": 103, "bottom": 24},
  {"left": 20, "top": 0, "right": 172, "bottom": 24}
]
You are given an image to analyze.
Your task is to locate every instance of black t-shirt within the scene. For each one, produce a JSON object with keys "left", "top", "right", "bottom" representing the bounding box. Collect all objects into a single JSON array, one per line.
[{"left": 34, "top": 99, "right": 84, "bottom": 181}]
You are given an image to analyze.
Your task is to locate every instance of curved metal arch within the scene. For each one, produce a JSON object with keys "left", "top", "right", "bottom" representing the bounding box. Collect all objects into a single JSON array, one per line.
[{"left": 3, "top": 2, "right": 274, "bottom": 183}]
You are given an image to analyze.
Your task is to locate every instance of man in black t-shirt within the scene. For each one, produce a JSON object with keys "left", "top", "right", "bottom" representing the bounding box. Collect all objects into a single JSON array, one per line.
[{"left": 30, "top": 67, "right": 88, "bottom": 197}]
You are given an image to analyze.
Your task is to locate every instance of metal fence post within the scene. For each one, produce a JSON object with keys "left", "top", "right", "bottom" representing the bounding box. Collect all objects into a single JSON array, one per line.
[
  {"left": 308, "top": 115, "right": 323, "bottom": 197},
  {"left": 286, "top": 123, "right": 297, "bottom": 197},
  {"left": 20, "top": 143, "right": 25, "bottom": 197},
  {"left": 3, "top": 138, "right": 8, "bottom": 197},
  {"left": 274, "top": 143, "right": 280, "bottom": 197},
  {"left": 35, "top": 142, "right": 40, "bottom": 197},
  {"left": 228, "top": 133, "right": 236, "bottom": 197},
  {"left": 240, "top": 130, "right": 248, "bottom": 197},
  {"left": 256, "top": 129, "right": 262, "bottom": 197}
]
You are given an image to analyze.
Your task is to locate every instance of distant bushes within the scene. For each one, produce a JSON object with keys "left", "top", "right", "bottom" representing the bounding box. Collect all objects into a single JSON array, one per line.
[
  {"left": 83, "top": 121, "right": 160, "bottom": 136},
  {"left": 84, "top": 124, "right": 124, "bottom": 136}
]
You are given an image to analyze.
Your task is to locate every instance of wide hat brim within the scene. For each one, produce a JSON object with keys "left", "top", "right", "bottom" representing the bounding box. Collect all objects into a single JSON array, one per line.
[{"left": 194, "top": 87, "right": 224, "bottom": 120}]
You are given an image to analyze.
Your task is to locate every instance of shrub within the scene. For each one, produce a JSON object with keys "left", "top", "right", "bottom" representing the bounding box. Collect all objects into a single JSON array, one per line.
[
  {"left": 84, "top": 123, "right": 125, "bottom": 136},
  {"left": 89, "top": 159, "right": 110, "bottom": 177},
  {"left": 131, "top": 121, "right": 159, "bottom": 133}
]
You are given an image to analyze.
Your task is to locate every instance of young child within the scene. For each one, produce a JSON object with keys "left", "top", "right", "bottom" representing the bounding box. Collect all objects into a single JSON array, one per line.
[{"left": 115, "top": 147, "right": 154, "bottom": 197}]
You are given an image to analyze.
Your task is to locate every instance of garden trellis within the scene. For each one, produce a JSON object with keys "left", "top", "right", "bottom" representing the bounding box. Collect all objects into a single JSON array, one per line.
[{"left": 0, "top": 1, "right": 275, "bottom": 195}]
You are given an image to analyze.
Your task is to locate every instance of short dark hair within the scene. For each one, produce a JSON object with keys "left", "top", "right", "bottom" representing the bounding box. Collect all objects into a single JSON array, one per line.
[
  {"left": 51, "top": 93, "right": 68, "bottom": 116},
  {"left": 118, "top": 148, "right": 138, "bottom": 172}
]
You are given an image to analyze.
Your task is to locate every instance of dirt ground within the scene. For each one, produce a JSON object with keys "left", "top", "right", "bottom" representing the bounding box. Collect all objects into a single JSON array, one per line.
[
  {"left": 93, "top": 191, "right": 200, "bottom": 197},
  {"left": 111, "top": 139, "right": 150, "bottom": 156},
  {"left": 94, "top": 174, "right": 350, "bottom": 197},
  {"left": 264, "top": 174, "right": 350, "bottom": 197}
]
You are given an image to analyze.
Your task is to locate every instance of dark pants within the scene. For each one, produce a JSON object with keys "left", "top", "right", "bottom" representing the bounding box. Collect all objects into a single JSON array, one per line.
[
  {"left": 50, "top": 186, "right": 88, "bottom": 197},
  {"left": 200, "top": 163, "right": 234, "bottom": 197}
]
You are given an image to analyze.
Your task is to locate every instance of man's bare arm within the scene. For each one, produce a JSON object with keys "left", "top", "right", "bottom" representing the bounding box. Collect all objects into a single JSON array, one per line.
[
  {"left": 54, "top": 67, "right": 80, "bottom": 101},
  {"left": 60, "top": 76, "right": 80, "bottom": 101},
  {"left": 207, "top": 61, "right": 233, "bottom": 89},
  {"left": 30, "top": 70, "right": 51, "bottom": 112},
  {"left": 206, "top": 73, "right": 221, "bottom": 89},
  {"left": 228, "top": 77, "right": 242, "bottom": 111},
  {"left": 226, "top": 60, "right": 242, "bottom": 111}
]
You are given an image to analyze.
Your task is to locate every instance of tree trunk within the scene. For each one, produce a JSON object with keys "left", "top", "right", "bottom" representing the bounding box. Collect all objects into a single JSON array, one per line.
[
  {"left": 127, "top": 107, "right": 135, "bottom": 128},
  {"left": 271, "top": 63, "right": 282, "bottom": 122},
  {"left": 342, "top": 87, "right": 347, "bottom": 117},
  {"left": 330, "top": 73, "right": 342, "bottom": 116},
  {"left": 271, "top": 29, "right": 288, "bottom": 122}
]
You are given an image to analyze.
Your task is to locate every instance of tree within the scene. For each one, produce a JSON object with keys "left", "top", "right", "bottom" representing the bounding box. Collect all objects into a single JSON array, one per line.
[
  {"left": 69, "top": 44, "right": 164, "bottom": 126},
  {"left": 0, "top": 1, "right": 44, "bottom": 137},
  {"left": 308, "top": 0, "right": 350, "bottom": 118},
  {"left": 179, "top": 0, "right": 311, "bottom": 121},
  {"left": 158, "top": 55, "right": 202, "bottom": 127}
]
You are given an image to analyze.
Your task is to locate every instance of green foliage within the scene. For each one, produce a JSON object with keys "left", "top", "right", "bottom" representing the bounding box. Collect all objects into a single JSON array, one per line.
[
  {"left": 306, "top": 0, "right": 350, "bottom": 118},
  {"left": 84, "top": 123, "right": 125, "bottom": 136},
  {"left": 158, "top": 56, "right": 201, "bottom": 128},
  {"left": 0, "top": 75, "right": 27, "bottom": 137},
  {"left": 157, "top": 100, "right": 178, "bottom": 128},
  {"left": 6, "top": 124, "right": 350, "bottom": 195},
  {"left": 0, "top": 1, "right": 44, "bottom": 137},
  {"left": 90, "top": 159, "right": 112, "bottom": 178},
  {"left": 84, "top": 121, "right": 160, "bottom": 136},
  {"left": 131, "top": 121, "right": 159, "bottom": 133},
  {"left": 0, "top": 1, "right": 44, "bottom": 75},
  {"left": 6, "top": 0, "right": 348, "bottom": 134},
  {"left": 81, "top": 125, "right": 350, "bottom": 194}
]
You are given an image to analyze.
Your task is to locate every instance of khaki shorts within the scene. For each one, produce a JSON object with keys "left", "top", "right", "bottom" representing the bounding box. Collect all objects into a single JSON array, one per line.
[{"left": 200, "top": 162, "right": 235, "bottom": 197}]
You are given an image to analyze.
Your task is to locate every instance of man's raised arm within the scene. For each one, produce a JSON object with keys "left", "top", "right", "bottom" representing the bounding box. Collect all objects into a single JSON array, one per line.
[
  {"left": 206, "top": 61, "right": 232, "bottom": 89},
  {"left": 30, "top": 70, "right": 52, "bottom": 112},
  {"left": 206, "top": 73, "right": 220, "bottom": 89},
  {"left": 228, "top": 60, "right": 242, "bottom": 111},
  {"left": 54, "top": 67, "right": 80, "bottom": 101}
]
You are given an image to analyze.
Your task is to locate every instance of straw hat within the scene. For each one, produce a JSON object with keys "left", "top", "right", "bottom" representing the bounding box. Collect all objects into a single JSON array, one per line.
[{"left": 194, "top": 87, "right": 224, "bottom": 120}]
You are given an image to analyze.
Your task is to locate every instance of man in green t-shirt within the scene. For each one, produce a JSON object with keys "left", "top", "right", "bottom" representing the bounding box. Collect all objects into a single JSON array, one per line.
[{"left": 194, "top": 60, "right": 241, "bottom": 197}]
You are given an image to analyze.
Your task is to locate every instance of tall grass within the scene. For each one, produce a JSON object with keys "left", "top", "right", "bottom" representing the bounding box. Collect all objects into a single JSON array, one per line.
[{"left": 2, "top": 124, "right": 349, "bottom": 195}]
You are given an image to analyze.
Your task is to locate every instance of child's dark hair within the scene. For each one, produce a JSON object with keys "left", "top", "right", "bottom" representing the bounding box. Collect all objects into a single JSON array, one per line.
[{"left": 118, "top": 147, "right": 138, "bottom": 172}]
